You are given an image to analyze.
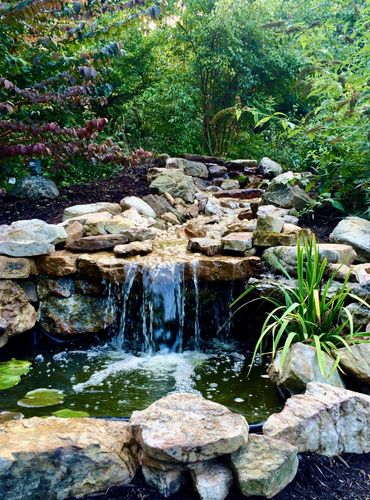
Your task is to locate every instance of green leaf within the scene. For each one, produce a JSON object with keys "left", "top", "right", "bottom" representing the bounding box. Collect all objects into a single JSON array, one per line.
[
  {"left": 0, "top": 359, "right": 31, "bottom": 390},
  {"left": 52, "top": 409, "right": 89, "bottom": 418},
  {"left": 17, "top": 388, "right": 64, "bottom": 408}
]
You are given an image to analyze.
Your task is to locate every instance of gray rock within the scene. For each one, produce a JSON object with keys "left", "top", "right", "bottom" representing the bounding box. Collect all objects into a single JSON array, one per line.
[
  {"left": 227, "top": 159, "right": 257, "bottom": 170},
  {"left": 142, "top": 466, "right": 184, "bottom": 497},
  {"left": 10, "top": 175, "right": 59, "bottom": 199},
  {"left": 184, "top": 160, "right": 209, "bottom": 179},
  {"left": 114, "top": 241, "right": 153, "bottom": 257},
  {"left": 150, "top": 171, "right": 197, "bottom": 203},
  {"left": 221, "top": 179, "right": 240, "bottom": 190},
  {"left": 65, "top": 234, "right": 129, "bottom": 252},
  {"left": 221, "top": 232, "right": 253, "bottom": 254},
  {"left": 263, "top": 382, "right": 370, "bottom": 456},
  {"left": 204, "top": 198, "right": 226, "bottom": 216},
  {"left": 262, "top": 171, "right": 314, "bottom": 210},
  {"left": 0, "top": 241, "right": 54, "bottom": 257},
  {"left": 256, "top": 214, "right": 284, "bottom": 233},
  {"left": 130, "top": 392, "right": 248, "bottom": 463},
  {"left": 190, "top": 459, "right": 234, "bottom": 500},
  {"left": 208, "top": 164, "right": 228, "bottom": 177},
  {"left": 0, "top": 417, "right": 138, "bottom": 500},
  {"left": 330, "top": 216, "right": 370, "bottom": 262},
  {"left": 340, "top": 302, "right": 370, "bottom": 329},
  {"left": 268, "top": 343, "right": 345, "bottom": 395},
  {"left": 188, "top": 238, "right": 222, "bottom": 256},
  {"left": 257, "top": 157, "right": 283, "bottom": 179},
  {"left": 337, "top": 344, "right": 370, "bottom": 385},
  {"left": 63, "top": 202, "right": 122, "bottom": 220},
  {"left": 120, "top": 196, "right": 157, "bottom": 219},
  {"left": 230, "top": 434, "right": 298, "bottom": 498}
]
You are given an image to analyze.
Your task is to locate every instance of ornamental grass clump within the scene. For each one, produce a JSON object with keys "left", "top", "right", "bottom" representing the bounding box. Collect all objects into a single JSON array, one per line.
[{"left": 233, "top": 235, "right": 369, "bottom": 377}]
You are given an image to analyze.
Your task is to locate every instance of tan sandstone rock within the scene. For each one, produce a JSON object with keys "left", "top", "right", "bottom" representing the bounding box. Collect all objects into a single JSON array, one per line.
[
  {"left": 130, "top": 393, "right": 248, "bottom": 463},
  {"left": 0, "top": 255, "right": 37, "bottom": 279},
  {"left": 0, "top": 280, "right": 37, "bottom": 337},
  {"left": 35, "top": 250, "right": 79, "bottom": 276},
  {"left": 0, "top": 417, "right": 138, "bottom": 500}
]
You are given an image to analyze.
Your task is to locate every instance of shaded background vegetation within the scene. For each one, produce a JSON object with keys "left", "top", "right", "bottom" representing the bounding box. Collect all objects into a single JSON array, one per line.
[{"left": 0, "top": 0, "right": 369, "bottom": 214}]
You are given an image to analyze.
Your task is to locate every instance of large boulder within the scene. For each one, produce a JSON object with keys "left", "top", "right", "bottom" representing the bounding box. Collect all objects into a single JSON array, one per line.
[
  {"left": 0, "top": 417, "right": 138, "bottom": 500},
  {"left": 0, "top": 280, "right": 37, "bottom": 340},
  {"left": 230, "top": 434, "right": 298, "bottom": 498},
  {"left": 263, "top": 382, "right": 370, "bottom": 456},
  {"left": 263, "top": 243, "right": 357, "bottom": 274},
  {"left": 130, "top": 393, "right": 248, "bottom": 463},
  {"left": 150, "top": 171, "right": 197, "bottom": 203},
  {"left": 262, "top": 171, "right": 314, "bottom": 209},
  {"left": 63, "top": 202, "right": 122, "bottom": 221},
  {"left": 10, "top": 175, "right": 59, "bottom": 199},
  {"left": 257, "top": 157, "right": 283, "bottom": 179},
  {"left": 268, "top": 343, "right": 345, "bottom": 395},
  {"left": 330, "top": 216, "right": 370, "bottom": 262},
  {"left": 337, "top": 344, "right": 370, "bottom": 385}
]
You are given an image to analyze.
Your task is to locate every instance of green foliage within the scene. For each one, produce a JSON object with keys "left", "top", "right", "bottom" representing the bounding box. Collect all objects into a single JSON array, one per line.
[
  {"left": 233, "top": 236, "right": 370, "bottom": 377},
  {"left": 0, "top": 358, "right": 31, "bottom": 390}
]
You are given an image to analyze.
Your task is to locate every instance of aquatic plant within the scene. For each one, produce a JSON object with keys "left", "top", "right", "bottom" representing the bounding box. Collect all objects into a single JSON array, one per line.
[{"left": 233, "top": 235, "right": 370, "bottom": 377}]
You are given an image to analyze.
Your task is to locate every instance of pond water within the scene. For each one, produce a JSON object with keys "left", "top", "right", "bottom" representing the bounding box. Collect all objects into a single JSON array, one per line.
[{"left": 0, "top": 340, "right": 283, "bottom": 423}]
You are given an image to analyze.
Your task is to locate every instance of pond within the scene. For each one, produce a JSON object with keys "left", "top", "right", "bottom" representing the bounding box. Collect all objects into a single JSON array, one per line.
[{"left": 0, "top": 340, "right": 283, "bottom": 423}]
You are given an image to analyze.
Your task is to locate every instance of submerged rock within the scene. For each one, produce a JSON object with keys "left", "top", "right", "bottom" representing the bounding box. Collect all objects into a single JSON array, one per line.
[
  {"left": 230, "top": 434, "right": 298, "bottom": 498},
  {"left": 0, "top": 417, "right": 138, "bottom": 500},
  {"left": 330, "top": 216, "right": 370, "bottom": 262},
  {"left": 130, "top": 392, "right": 248, "bottom": 463},
  {"left": 263, "top": 382, "right": 370, "bottom": 456},
  {"left": 268, "top": 343, "right": 345, "bottom": 395}
]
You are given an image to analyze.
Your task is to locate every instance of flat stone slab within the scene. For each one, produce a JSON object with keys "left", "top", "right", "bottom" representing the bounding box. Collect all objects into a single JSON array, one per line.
[
  {"left": 230, "top": 434, "right": 298, "bottom": 498},
  {"left": 221, "top": 232, "right": 253, "bottom": 253},
  {"left": 214, "top": 188, "right": 263, "bottom": 199},
  {"left": 130, "top": 393, "right": 248, "bottom": 463},
  {"left": 0, "top": 417, "right": 138, "bottom": 500},
  {"left": 66, "top": 234, "right": 129, "bottom": 252},
  {"left": 63, "top": 202, "right": 122, "bottom": 220},
  {"left": 263, "top": 382, "right": 370, "bottom": 456},
  {"left": 0, "top": 241, "right": 55, "bottom": 257}
]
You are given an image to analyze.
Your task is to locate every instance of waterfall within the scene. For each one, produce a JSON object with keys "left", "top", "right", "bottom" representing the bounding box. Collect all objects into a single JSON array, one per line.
[
  {"left": 112, "top": 263, "right": 138, "bottom": 350},
  {"left": 191, "top": 260, "right": 201, "bottom": 349}
]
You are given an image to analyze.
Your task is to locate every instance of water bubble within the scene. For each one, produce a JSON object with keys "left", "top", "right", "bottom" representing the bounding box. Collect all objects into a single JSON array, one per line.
[
  {"left": 35, "top": 354, "right": 44, "bottom": 363},
  {"left": 234, "top": 398, "right": 244, "bottom": 403}
]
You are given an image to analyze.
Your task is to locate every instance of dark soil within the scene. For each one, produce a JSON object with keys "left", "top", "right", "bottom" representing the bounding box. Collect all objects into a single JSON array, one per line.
[
  {"left": 299, "top": 205, "right": 343, "bottom": 243},
  {"left": 82, "top": 453, "right": 370, "bottom": 500},
  {"left": 0, "top": 166, "right": 150, "bottom": 225}
]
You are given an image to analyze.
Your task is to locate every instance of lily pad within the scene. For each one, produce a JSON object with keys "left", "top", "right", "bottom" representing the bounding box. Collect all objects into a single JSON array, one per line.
[
  {"left": 52, "top": 408, "right": 89, "bottom": 418},
  {"left": 0, "top": 359, "right": 31, "bottom": 390},
  {"left": 0, "top": 411, "right": 24, "bottom": 424},
  {"left": 17, "top": 388, "right": 64, "bottom": 408}
]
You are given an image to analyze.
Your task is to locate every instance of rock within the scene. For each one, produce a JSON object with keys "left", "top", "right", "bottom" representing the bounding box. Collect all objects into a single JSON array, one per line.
[
  {"left": 130, "top": 393, "right": 248, "bottom": 463},
  {"left": 163, "top": 192, "right": 176, "bottom": 206},
  {"left": 38, "top": 293, "right": 114, "bottom": 335},
  {"left": 120, "top": 196, "right": 157, "bottom": 219},
  {"left": 0, "top": 417, "right": 138, "bottom": 500},
  {"left": 204, "top": 198, "right": 226, "bottom": 216},
  {"left": 263, "top": 244, "right": 357, "bottom": 274},
  {"left": 165, "top": 157, "right": 187, "bottom": 169},
  {"left": 1, "top": 219, "right": 66, "bottom": 245},
  {"left": 184, "top": 220, "right": 207, "bottom": 239},
  {"left": 142, "top": 466, "right": 184, "bottom": 497},
  {"left": 238, "top": 209, "right": 254, "bottom": 221},
  {"left": 186, "top": 203, "right": 199, "bottom": 219},
  {"left": 256, "top": 214, "right": 284, "bottom": 233},
  {"left": 0, "top": 319, "right": 7, "bottom": 348},
  {"left": 190, "top": 459, "right": 234, "bottom": 500},
  {"left": 263, "top": 382, "right": 370, "bottom": 455},
  {"left": 10, "top": 175, "right": 59, "bottom": 199},
  {"left": 208, "top": 165, "right": 228, "bottom": 177},
  {"left": 155, "top": 153, "right": 170, "bottom": 167},
  {"left": 221, "top": 232, "right": 253, "bottom": 254},
  {"left": 268, "top": 343, "right": 345, "bottom": 395},
  {"left": 337, "top": 344, "right": 370, "bottom": 385},
  {"left": 227, "top": 220, "right": 257, "bottom": 233},
  {"left": 61, "top": 212, "right": 113, "bottom": 228},
  {"left": 65, "top": 220, "right": 84, "bottom": 244},
  {"left": 65, "top": 234, "right": 129, "bottom": 252},
  {"left": 35, "top": 250, "right": 79, "bottom": 276},
  {"left": 0, "top": 241, "right": 55, "bottom": 257},
  {"left": 0, "top": 256, "right": 37, "bottom": 279},
  {"left": 161, "top": 212, "right": 181, "bottom": 225},
  {"left": 150, "top": 171, "right": 197, "bottom": 203},
  {"left": 20, "top": 281, "right": 38, "bottom": 303},
  {"left": 329, "top": 216, "right": 370, "bottom": 262},
  {"left": 341, "top": 302, "right": 370, "bottom": 329},
  {"left": 257, "top": 204, "right": 298, "bottom": 223},
  {"left": 63, "top": 202, "right": 122, "bottom": 220},
  {"left": 262, "top": 171, "right": 314, "bottom": 209},
  {"left": 254, "top": 231, "right": 297, "bottom": 247},
  {"left": 184, "top": 160, "right": 209, "bottom": 179},
  {"left": 214, "top": 188, "right": 264, "bottom": 199},
  {"left": 221, "top": 179, "right": 240, "bottom": 190},
  {"left": 226, "top": 159, "right": 257, "bottom": 170},
  {"left": 188, "top": 237, "right": 222, "bottom": 256},
  {"left": 114, "top": 241, "right": 153, "bottom": 257},
  {"left": 230, "top": 434, "right": 298, "bottom": 498},
  {"left": 257, "top": 157, "right": 283, "bottom": 179},
  {"left": 0, "top": 280, "right": 37, "bottom": 337}
]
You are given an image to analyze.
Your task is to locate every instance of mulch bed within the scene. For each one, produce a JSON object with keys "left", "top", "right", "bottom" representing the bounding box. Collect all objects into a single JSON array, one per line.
[
  {"left": 0, "top": 166, "right": 150, "bottom": 226},
  {"left": 83, "top": 453, "right": 370, "bottom": 500}
]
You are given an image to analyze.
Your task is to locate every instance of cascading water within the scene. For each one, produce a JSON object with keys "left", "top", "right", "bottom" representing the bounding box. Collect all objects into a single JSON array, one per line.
[{"left": 191, "top": 260, "right": 201, "bottom": 349}]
